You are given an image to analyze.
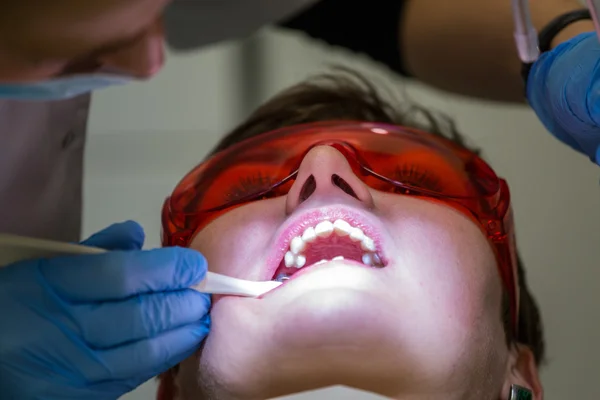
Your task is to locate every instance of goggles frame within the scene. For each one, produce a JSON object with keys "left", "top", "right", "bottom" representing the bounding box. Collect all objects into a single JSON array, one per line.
[{"left": 161, "top": 121, "right": 520, "bottom": 334}]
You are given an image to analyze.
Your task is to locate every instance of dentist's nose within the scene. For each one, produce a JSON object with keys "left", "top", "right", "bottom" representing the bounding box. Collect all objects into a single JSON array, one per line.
[
  {"left": 286, "top": 146, "right": 374, "bottom": 214},
  {"left": 99, "top": 18, "right": 165, "bottom": 78}
]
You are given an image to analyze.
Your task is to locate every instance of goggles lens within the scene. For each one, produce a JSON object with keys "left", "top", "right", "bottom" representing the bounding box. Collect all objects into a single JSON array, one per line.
[{"left": 170, "top": 123, "right": 501, "bottom": 220}]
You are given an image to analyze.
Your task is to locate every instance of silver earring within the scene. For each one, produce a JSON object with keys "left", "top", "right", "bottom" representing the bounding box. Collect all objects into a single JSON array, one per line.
[{"left": 509, "top": 384, "right": 533, "bottom": 400}]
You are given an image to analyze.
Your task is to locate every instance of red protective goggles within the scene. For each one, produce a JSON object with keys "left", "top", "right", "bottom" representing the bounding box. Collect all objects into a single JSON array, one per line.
[{"left": 161, "top": 121, "right": 519, "bottom": 333}]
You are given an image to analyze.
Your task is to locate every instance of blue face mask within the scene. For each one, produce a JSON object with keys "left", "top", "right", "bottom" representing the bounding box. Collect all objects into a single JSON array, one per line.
[{"left": 0, "top": 73, "right": 133, "bottom": 101}]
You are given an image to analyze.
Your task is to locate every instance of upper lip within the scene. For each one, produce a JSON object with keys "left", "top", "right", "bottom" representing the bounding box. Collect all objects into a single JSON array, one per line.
[{"left": 264, "top": 206, "right": 386, "bottom": 280}]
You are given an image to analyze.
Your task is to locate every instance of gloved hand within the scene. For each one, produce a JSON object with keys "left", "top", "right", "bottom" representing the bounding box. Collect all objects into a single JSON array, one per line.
[
  {"left": 0, "top": 221, "right": 211, "bottom": 400},
  {"left": 527, "top": 31, "right": 600, "bottom": 164}
]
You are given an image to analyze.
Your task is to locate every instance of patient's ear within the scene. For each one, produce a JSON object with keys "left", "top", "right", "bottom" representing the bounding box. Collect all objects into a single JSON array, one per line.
[{"left": 500, "top": 344, "right": 543, "bottom": 399}]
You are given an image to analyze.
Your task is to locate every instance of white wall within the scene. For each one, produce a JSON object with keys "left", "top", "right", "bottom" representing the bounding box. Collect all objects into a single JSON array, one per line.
[{"left": 85, "top": 29, "right": 600, "bottom": 400}]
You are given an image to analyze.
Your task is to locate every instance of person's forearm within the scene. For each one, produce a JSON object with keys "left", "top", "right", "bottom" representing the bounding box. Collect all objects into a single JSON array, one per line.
[{"left": 401, "top": 0, "right": 595, "bottom": 103}]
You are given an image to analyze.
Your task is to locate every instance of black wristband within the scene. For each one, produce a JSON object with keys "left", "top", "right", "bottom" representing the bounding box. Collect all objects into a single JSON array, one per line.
[{"left": 521, "top": 9, "right": 592, "bottom": 86}]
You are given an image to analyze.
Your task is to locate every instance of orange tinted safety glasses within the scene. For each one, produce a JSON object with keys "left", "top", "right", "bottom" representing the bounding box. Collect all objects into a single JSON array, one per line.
[{"left": 161, "top": 121, "right": 519, "bottom": 334}]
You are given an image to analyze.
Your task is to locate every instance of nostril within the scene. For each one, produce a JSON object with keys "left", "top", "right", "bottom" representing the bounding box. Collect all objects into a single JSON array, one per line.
[
  {"left": 332, "top": 174, "right": 358, "bottom": 199},
  {"left": 298, "top": 175, "right": 316, "bottom": 203}
]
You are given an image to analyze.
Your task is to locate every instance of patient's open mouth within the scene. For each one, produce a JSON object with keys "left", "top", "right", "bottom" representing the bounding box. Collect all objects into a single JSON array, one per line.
[{"left": 272, "top": 219, "right": 386, "bottom": 282}]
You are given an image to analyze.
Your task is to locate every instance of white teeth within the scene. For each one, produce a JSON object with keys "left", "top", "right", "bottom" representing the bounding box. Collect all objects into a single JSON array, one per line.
[
  {"left": 282, "top": 219, "right": 383, "bottom": 271},
  {"left": 282, "top": 251, "right": 382, "bottom": 275},
  {"left": 301, "top": 226, "right": 317, "bottom": 243},
  {"left": 333, "top": 219, "right": 352, "bottom": 236},
  {"left": 314, "top": 220, "right": 334, "bottom": 238},
  {"left": 372, "top": 253, "right": 381, "bottom": 265},
  {"left": 284, "top": 251, "right": 308, "bottom": 269},
  {"left": 290, "top": 236, "right": 306, "bottom": 254},
  {"left": 284, "top": 251, "right": 295, "bottom": 268},
  {"left": 349, "top": 227, "right": 364, "bottom": 242},
  {"left": 295, "top": 254, "right": 306, "bottom": 268},
  {"left": 361, "top": 236, "right": 376, "bottom": 252}
]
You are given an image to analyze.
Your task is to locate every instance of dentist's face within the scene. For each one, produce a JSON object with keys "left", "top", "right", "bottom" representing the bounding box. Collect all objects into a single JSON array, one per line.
[
  {"left": 180, "top": 145, "right": 510, "bottom": 399},
  {"left": 0, "top": 0, "right": 168, "bottom": 81}
]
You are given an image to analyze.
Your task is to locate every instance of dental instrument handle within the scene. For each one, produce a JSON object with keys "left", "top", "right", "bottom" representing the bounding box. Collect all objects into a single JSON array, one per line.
[
  {"left": 0, "top": 233, "right": 106, "bottom": 265},
  {"left": 587, "top": 0, "right": 600, "bottom": 42},
  {"left": 0, "top": 233, "right": 281, "bottom": 297},
  {"left": 512, "top": 0, "right": 540, "bottom": 63}
]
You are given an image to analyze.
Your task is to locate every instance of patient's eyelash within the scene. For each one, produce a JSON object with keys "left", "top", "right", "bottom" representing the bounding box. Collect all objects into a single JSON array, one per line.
[
  {"left": 391, "top": 165, "right": 443, "bottom": 193},
  {"left": 226, "top": 165, "right": 442, "bottom": 201},
  {"left": 227, "top": 172, "right": 278, "bottom": 201}
]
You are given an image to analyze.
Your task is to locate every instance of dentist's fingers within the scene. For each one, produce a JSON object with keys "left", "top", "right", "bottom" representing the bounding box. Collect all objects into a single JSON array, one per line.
[
  {"left": 72, "top": 289, "right": 211, "bottom": 348},
  {"left": 80, "top": 221, "right": 145, "bottom": 251},
  {"left": 88, "top": 317, "right": 210, "bottom": 381},
  {"left": 40, "top": 247, "right": 208, "bottom": 301}
]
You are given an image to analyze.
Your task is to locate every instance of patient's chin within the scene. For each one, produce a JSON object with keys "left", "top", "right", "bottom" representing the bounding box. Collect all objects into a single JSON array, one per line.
[
  {"left": 213, "top": 286, "right": 400, "bottom": 357},
  {"left": 269, "top": 289, "right": 398, "bottom": 350},
  {"left": 197, "top": 289, "right": 406, "bottom": 399},
  {"left": 261, "top": 263, "right": 397, "bottom": 347}
]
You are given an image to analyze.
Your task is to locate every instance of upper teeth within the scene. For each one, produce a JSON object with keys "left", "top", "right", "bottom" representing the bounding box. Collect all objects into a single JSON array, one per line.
[{"left": 284, "top": 219, "right": 380, "bottom": 269}]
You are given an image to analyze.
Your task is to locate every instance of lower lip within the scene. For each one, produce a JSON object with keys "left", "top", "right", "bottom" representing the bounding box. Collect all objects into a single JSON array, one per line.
[
  {"left": 263, "top": 259, "right": 381, "bottom": 296},
  {"left": 291, "top": 258, "right": 367, "bottom": 279}
]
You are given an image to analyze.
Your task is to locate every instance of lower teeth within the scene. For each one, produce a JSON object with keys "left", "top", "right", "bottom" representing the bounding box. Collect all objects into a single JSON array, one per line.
[
  {"left": 274, "top": 274, "right": 290, "bottom": 282},
  {"left": 273, "top": 254, "right": 384, "bottom": 282}
]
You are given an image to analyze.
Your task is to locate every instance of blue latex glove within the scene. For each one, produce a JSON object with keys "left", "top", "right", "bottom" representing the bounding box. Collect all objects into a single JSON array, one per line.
[
  {"left": 527, "top": 31, "right": 600, "bottom": 164},
  {"left": 0, "top": 221, "right": 211, "bottom": 400}
]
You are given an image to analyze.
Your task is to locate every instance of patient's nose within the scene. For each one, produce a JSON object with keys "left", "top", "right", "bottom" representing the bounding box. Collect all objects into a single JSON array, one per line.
[
  {"left": 285, "top": 146, "right": 374, "bottom": 214},
  {"left": 98, "top": 19, "right": 165, "bottom": 78}
]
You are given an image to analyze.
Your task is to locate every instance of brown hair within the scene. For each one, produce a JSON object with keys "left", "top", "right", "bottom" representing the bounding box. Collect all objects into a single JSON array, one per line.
[{"left": 159, "top": 68, "right": 545, "bottom": 398}]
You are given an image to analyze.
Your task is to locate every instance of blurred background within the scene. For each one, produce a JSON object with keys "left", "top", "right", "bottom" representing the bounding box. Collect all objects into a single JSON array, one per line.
[{"left": 83, "top": 27, "right": 600, "bottom": 400}]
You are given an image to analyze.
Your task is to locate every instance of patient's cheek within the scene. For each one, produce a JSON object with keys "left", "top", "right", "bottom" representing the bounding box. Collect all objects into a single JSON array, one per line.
[
  {"left": 188, "top": 200, "right": 284, "bottom": 280},
  {"left": 211, "top": 294, "right": 227, "bottom": 305}
]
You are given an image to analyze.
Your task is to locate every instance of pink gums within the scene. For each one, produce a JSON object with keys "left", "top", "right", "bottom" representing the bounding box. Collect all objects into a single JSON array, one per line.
[{"left": 273, "top": 236, "right": 364, "bottom": 279}]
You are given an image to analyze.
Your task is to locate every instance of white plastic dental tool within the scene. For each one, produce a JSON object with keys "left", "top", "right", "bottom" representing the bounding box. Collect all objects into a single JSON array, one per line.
[
  {"left": 513, "top": 0, "right": 600, "bottom": 64},
  {"left": 511, "top": 0, "right": 540, "bottom": 63},
  {"left": 0, "top": 233, "right": 281, "bottom": 298},
  {"left": 587, "top": 0, "right": 600, "bottom": 41}
]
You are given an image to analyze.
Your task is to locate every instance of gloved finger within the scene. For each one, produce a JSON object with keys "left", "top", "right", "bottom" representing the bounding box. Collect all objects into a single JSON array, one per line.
[
  {"left": 73, "top": 289, "right": 211, "bottom": 348},
  {"left": 40, "top": 247, "right": 207, "bottom": 302},
  {"left": 552, "top": 33, "right": 600, "bottom": 157},
  {"left": 81, "top": 220, "right": 145, "bottom": 251},
  {"left": 527, "top": 32, "right": 600, "bottom": 161},
  {"left": 527, "top": 52, "right": 586, "bottom": 154},
  {"left": 91, "top": 317, "right": 210, "bottom": 381}
]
